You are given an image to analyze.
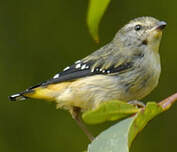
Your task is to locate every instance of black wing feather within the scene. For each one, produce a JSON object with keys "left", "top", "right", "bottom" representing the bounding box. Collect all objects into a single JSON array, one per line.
[
  {"left": 43, "top": 69, "right": 94, "bottom": 85},
  {"left": 23, "top": 60, "right": 133, "bottom": 95},
  {"left": 41, "top": 61, "right": 133, "bottom": 86},
  {"left": 41, "top": 60, "right": 100, "bottom": 86}
]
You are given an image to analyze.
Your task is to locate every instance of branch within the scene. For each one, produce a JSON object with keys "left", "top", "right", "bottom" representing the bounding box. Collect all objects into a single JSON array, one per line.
[{"left": 159, "top": 92, "right": 177, "bottom": 110}]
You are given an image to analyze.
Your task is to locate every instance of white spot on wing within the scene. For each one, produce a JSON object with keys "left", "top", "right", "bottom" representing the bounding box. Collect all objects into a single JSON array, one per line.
[
  {"left": 53, "top": 73, "right": 60, "bottom": 79},
  {"left": 75, "top": 60, "right": 81, "bottom": 64},
  {"left": 63, "top": 66, "right": 70, "bottom": 71},
  {"left": 81, "top": 64, "right": 87, "bottom": 70},
  {"left": 75, "top": 63, "right": 81, "bottom": 69},
  {"left": 107, "top": 70, "right": 110, "bottom": 74}
]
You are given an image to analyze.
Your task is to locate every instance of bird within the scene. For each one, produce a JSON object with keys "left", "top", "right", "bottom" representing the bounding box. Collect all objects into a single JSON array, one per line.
[{"left": 9, "top": 16, "right": 166, "bottom": 141}]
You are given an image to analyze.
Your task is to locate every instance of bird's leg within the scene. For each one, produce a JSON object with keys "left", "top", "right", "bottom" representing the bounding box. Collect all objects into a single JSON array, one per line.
[
  {"left": 128, "top": 100, "right": 145, "bottom": 108},
  {"left": 71, "top": 107, "right": 94, "bottom": 141}
]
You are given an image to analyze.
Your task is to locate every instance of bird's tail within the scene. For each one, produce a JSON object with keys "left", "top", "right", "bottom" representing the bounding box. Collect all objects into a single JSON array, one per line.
[
  {"left": 9, "top": 87, "right": 52, "bottom": 102},
  {"left": 9, "top": 82, "right": 71, "bottom": 102},
  {"left": 9, "top": 92, "right": 28, "bottom": 101},
  {"left": 9, "top": 84, "right": 42, "bottom": 101},
  {"left": 9, "top": 86, "right": 36, "bottom": 101}
]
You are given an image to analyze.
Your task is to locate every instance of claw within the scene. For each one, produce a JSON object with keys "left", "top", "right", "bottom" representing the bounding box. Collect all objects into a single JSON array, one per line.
[{"left": 128, "top": 100, "right": 146, "bottom": 108}]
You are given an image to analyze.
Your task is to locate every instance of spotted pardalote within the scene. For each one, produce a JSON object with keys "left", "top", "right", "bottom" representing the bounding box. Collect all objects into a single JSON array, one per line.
[{"left": 9, "top": 17, "right": 166, "bottom": 117}]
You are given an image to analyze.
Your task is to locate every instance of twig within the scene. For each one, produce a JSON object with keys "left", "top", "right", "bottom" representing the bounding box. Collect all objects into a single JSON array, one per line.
[
  {"left": 72, "top": 107, "right": 94, "bottom": 141},
  {"left": 159, "top": 92, "right": 177, "bottom": 110}
]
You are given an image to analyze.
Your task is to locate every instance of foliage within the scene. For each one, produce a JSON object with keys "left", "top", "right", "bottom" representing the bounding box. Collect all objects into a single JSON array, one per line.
[
  {"left": 86, "top": 2, "right": 177, "bottom": 151},
  {"left": 87, "top": 0, "right": 111, "bottom": 42},
  {"left": 82, "top": 93, "right": 177, "bottom": 152},
  {"left": 82, "top": 100, "right": 139, "bottom": 124}
]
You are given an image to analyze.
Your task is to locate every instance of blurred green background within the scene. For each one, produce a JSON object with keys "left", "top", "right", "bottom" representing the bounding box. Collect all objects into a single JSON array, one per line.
[{"left": 1, "top": 0, "right": 177, "bottom": 151}]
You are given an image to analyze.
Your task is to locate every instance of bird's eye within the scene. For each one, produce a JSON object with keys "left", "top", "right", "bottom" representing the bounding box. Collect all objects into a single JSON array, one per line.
[{"left": 134, "top": 24, "right": 142, "bottom": 31}]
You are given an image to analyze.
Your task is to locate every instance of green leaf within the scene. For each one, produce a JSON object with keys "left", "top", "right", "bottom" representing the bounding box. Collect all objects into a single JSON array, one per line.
[
  {"left": 83, "top": 93, "right": 177, "bottom": 151},
  {"left": 87, "top": 102, "right": 163, "bottom": 152},
  {"left": 82, "top": 100, "right": 139, "bottom": 124},
  {"left": 87, "top": 0, "right": 111, "bottom": 42}
]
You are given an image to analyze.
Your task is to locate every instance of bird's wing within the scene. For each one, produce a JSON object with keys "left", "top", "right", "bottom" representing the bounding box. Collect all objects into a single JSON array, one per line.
[
  {"left": 9, "top": 43, "right": 136, "bottom": 101},
  {"left": 40, "top": 59, "right": 133, "bottom": 87},
  {"left": 9, "top": 55, "right": 133, "bottom": 102},
  {"left": 28, "top": 43, "right": 135, "bottom": 90}
]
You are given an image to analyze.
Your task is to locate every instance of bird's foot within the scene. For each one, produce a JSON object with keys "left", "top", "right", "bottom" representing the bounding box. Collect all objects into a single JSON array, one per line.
[{"left": 128, "top": 100, "right": 145, "bottom": 108}]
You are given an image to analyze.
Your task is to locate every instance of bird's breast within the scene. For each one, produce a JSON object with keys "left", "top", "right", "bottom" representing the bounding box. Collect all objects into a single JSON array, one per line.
[{"left": 118, "top": 51, "right": 161, "bottom": 101}]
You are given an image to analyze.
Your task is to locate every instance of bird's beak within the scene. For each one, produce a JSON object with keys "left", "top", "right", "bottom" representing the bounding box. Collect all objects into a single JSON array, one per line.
[
  {"left": 147, "top": 21, "right": 167, "bottom": 52},
  {"left": 155, "top": 21, "right": 167, "bottom": 31},
  {"left": 149, "top": 21, "right": 167, "bottom": 39}
]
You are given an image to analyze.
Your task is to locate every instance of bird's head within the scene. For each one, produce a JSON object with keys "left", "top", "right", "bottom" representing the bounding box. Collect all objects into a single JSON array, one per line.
[{"left": 114, "top": 16, "right": 167, "bottom": 52}]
